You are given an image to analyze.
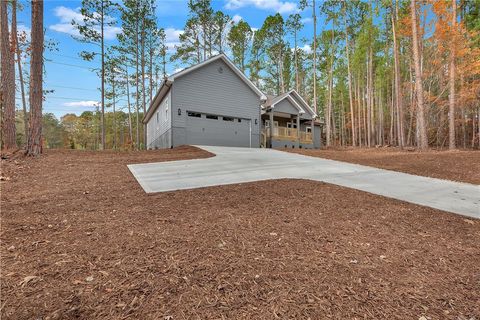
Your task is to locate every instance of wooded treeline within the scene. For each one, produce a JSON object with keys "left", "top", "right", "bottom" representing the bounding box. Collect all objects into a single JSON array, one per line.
[{"left": 1, "top": 0, "right": 479, "bottom": 153}]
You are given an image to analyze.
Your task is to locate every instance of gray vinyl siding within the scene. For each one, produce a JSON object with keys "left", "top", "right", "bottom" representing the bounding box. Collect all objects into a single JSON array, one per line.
[
  {"left": 146, "top": 90, "right": 172, "bottom": 149},
  {"left": 273, "top": 97, "right": 312, "bottom": 120},
  {"left": 171, "top": 59, "right": 261, "bottom": 147},
  {"left": 274, "top": 99, "right": 298, "bottom": 115},
  {"left": 290, "top": 93, "right": 314, "bottom": 120},
  {"left": 313, "top": 124, "right": 321, "bottom": 148}
]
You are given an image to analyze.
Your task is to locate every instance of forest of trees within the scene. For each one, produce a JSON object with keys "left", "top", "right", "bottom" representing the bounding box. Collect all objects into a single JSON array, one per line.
[{"left": 1, "top": 0, "right": 479, "bottom": 153}]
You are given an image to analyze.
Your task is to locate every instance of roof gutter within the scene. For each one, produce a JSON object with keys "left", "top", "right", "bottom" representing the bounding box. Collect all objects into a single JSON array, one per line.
[{"left": 142, "top": 79, "right": 173, "bottom": 124}]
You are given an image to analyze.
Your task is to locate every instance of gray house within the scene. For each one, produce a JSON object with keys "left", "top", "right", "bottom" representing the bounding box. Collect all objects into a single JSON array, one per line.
[
  {"left": 144, "top": 54, "right": 321, "bottom": 149},
  {"left": 262, "top": 90, "right": 320, "bottom": 149}
]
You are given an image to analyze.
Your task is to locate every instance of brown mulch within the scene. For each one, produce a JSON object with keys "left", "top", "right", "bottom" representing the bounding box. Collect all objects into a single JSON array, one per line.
[
  {"left": 287, "top": 147, "right": 480, "bottom": 185},
  {"left": 1, "top": 146, "right": 479, "bottom": 319}
]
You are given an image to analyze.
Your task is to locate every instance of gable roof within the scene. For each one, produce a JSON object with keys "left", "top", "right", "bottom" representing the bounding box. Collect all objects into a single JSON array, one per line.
[
  {"left": 288, "top": 90, "right": 317, "bottom": 118},
  {"left": 143, "top": 54, "right": 266, "bottom": 123},
  {"left": 265, "top": 89, "right": 317, "bottom": 119}
]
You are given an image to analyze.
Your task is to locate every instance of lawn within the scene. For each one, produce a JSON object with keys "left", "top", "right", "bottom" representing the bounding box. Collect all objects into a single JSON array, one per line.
[{"left": 1, "top": 146, "right": 479, "bottom": 319}]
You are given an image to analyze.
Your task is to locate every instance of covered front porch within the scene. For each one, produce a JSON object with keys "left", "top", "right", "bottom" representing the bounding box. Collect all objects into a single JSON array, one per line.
[
  {"left": 261, "top": 113, "right": 314, "bottom": 148},
  {"left": 260, "top": 89, "right": 321, "bottom": 149}
]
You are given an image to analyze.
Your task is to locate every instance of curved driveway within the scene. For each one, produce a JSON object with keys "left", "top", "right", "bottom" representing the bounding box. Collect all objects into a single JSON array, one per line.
[{"left": 128, "top": 146, "right": 480, "bottom": 219}]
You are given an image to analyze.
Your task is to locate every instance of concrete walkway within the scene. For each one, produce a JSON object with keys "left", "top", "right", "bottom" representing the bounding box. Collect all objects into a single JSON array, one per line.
[{"left": 128, "top": 146, "right": 480, "bottom": 219}]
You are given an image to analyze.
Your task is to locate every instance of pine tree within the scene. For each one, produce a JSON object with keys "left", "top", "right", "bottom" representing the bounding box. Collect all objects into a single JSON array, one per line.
[
  {"left": 73, "top": 0, "right": 117, "bottom": 150},
  {"left": 26, "top": 0, "right": 44, "bottom": 156},
  {"left": 286, "top": 14, "right": 303, "bottom": 92},
  {"left": 410, "top": 0, "right": 428, "bottom": 149},
  {"left": 227, "top": 20, "right": 253, "bottom": 72},
  {"left": 1, "top": 0, "right": 16, "bottom": 149}
]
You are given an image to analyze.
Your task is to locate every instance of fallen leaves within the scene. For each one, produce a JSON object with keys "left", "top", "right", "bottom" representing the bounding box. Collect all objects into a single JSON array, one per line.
[
  {"left": 1, "top": 147, "right": 479, "bottom": 319},
  {"left": 19, "top": 276, "right": 40, "bottom": 287}
]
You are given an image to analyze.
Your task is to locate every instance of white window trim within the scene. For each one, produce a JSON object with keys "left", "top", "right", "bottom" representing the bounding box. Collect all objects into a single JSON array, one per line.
[
  {"left": 287, "top": 122, "right": 297, "bottom": 129},
  {"left": 265, "top": 120, "right": 278, "bottom": 128}
]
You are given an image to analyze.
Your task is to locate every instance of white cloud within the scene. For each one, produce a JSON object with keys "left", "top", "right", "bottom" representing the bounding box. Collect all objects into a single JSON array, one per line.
[
  {"left": 165, "top": 27, "right": 183, "bottom": 42},
  {"left": 300, "top": 44, "right": 312, "bottom": 53},
  {"left": 164, "top": 27, "right": 184, "bottom": 52},
  {"left": 49, "top": 6, "right": 121, "bottom": 40},
  {"left": 301, "top": 17, "right": 312, "bottom": 24},
  {"left": 225, "top": 0, "right": 298, "bottom": 14},
  {"left": 63, "top": 100, "right": 99, "bottom": 107},
  {"left": 232, "top": 14, "right": 243, "bottom": 23}
]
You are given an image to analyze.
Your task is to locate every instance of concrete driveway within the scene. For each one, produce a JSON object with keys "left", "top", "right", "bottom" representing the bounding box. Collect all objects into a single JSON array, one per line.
[{"left": 128, "top": 146, "right": 480, "bottom": 219}]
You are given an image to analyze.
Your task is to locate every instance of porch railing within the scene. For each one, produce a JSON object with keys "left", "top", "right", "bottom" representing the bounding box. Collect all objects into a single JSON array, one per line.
[
  {"left": 299, "top": 132, "right": 313, "bottom": 143},
  {"left": 264, "top": 127, "right": 312, "bottom": 143}
]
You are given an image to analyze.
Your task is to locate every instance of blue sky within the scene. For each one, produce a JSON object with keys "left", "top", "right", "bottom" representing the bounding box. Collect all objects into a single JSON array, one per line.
[{"left": 15, "top": 0, "right": 323, "bottom": 118}]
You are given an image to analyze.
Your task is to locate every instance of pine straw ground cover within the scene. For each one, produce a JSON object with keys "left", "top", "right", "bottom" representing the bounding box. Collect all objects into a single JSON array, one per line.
[
  {"left": 1, "top": 146, "right": 479, "bottom": 319},
  {"left": 287, "top": 147, "right": 480, "bottom": 185}
]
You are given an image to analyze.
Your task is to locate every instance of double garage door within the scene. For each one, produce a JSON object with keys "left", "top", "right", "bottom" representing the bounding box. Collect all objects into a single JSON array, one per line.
[{"left": 186, "top": 112, "right": 251, "bottom": 147}]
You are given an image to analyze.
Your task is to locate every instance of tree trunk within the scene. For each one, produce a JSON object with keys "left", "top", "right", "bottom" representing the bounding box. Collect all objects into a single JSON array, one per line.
[
  {"left": 135, "top": 2, "right": 140, "bottom": 149},
  {"left": 448, "top": 0, "right": 456, "bottom": 150},
  {"left": 26, "top": 0, "right": 43, "bottom": 156},
  {"left": 294, "top": 30, "right": 299, "bottom": 92},
  {"left": 1, "top": 0, "right": 16, "bottom": 149},
  {"left": 326, "top": 27, "right": 335, "bottom": 147},
  {"left": 141, "top": 23, "right": 147, "bottom": 149},
  {"left": 392, "top": 2, "right": 405, "bottom": 148},
  {"left": 100, "top": 0, "right": 106, "bottom": 150},
  {"left": 366, "top": 57, "right": 372, "bottom": 147},
  {"left": 312, "top": 0, "right": 317, "bottom": 116},
  {"left": 112, "top": 77, "right": 116, "bottom": 149},
  {"left": 12, "top": 0, "right": 28, "bottom": 143},
  {"left": 356, "top": 77, "right": 362, "bottom": 146},
  {"left": 390, "top": 77, "right": 395, "bottom": 144},
  {"left": 344, "top": 2, "right": 356, "bottom": 147},
  {"left": 149, "top": 34, "right": 154, "bottom": 103},
  {"left": 125, "top": 64, "right": 133, "bottom": 145},
  {"left": 410, "top": 0, "right": 428, "bottom": 149}
]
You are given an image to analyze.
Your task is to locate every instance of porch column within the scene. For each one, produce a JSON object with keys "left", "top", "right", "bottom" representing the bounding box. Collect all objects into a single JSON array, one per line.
[
  {"left": 269, "top": 110, "right": 274, "bottom": 148},
  {"left": 296, "top": 113, "right": 301, "bottom": 148}
]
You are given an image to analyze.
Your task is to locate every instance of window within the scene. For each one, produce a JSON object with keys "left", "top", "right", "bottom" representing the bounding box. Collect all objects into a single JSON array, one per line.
[
  {"left": 265, "top": 120, "right": 278, "bottom": 128},
  {"left": 223, "top": 116, "right": 234, "bottom": 122},
  {"left": 287, "top": 122, "right": 297, "bottom": 129},
  {"left": 306, "top": 126, "right": 312, "bottom": 133},
  {"left": 206, "top": 114, "right": 218, "bottom": 120},
  {"left": 187, "top": 112, "right": 201, "bottom": 118}
]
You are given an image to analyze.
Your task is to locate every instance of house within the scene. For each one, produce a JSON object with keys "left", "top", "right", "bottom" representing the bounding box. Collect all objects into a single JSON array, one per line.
[
  {"left": 144, "top": 54, "right": 321, "bottom": 149},
  {"left": 262, "top": 90, "right": 320, "bottom": 149}
]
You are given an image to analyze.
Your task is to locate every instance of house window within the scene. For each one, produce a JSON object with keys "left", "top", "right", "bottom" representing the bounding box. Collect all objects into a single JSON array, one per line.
[
  {"left": 206, "top": 114, "right": 218, "bottom": 120},
  {"left": 187, "top": 112, "right": 201, "bottom": 118},
  {"left": 223, "top": 116, "right": 234, "bottom": 122},
  {"left": 306, "top": 126, "right": 312, "bottom": 133},
  {"left": 287, "top": 122, "right": 297, "bottom": 129},
  {"left": 265, "top": 120, "right": 278, "bottom": 128}
]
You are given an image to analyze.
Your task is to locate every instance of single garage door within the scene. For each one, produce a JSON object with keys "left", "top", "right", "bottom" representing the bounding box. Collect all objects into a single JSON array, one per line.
[{"left": 186, "top": 112, "right": 251, "bottom": 147}]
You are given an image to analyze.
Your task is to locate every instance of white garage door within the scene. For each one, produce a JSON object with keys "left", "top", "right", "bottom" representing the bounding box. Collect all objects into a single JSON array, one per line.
[{"left": 186, "top": 112, "right": 251, "bottom": 147}]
